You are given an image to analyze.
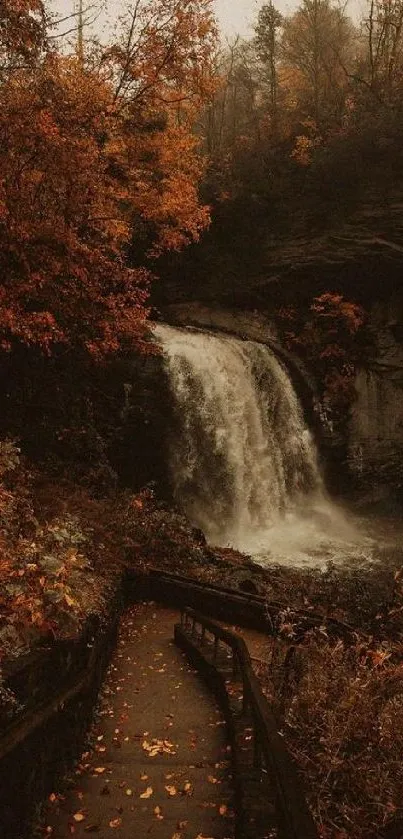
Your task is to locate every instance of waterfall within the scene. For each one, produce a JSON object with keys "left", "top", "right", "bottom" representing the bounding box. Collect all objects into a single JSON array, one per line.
[{"left": 155, "top": 324, "right": 368, "bottom": 566}]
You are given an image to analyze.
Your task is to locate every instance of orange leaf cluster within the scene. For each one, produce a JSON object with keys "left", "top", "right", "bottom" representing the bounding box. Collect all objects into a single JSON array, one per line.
[
  {"left": 0, "top": 0, "right": 217, "bottom": 357},
  {"left": 276, "top": 293, "right": 367, "bottom": 420}
]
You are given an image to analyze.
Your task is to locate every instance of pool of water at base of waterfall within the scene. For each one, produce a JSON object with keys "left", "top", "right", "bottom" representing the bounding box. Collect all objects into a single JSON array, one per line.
[{"left": 205, "top": 500, "right": 403, "bottom": 570}]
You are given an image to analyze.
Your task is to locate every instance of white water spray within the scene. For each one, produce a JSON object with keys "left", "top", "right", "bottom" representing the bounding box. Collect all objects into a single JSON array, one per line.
[{"left": 155, "top": 324, "right": 371, "bottom": 567}]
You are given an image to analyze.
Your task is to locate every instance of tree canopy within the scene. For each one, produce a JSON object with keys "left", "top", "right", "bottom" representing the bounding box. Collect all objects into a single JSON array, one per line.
[{"left": 0, "top": 0, "right": 217, "bottom": 355}]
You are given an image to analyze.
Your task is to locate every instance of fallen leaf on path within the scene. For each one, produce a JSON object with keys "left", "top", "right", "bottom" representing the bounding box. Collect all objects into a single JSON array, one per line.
[
  {"left": 140, "top": 786, "right": 153, "bottom": 799},
  {"left": 165, "top": 785, "right": 177, "bottom": 796},
  {"left": 109, "top": 817, "right": 122, "bottom": 828},
  {"left": 142, "top": 738, "right": 176, "bottom": 757}
]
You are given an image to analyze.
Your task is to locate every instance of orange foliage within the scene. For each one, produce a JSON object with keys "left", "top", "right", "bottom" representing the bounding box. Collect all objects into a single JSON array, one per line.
[
  {"left": 291, "top": 119, "right": 322, "bottom": 166},
  {"left": 0, "top": 442, "right": 116, "bottom": 655},
  {"left": 0, "top": 0, "right": 217, "bottom": 356},
  {"left": 277, "top": 293, "right": 366, "bottom": 420},
  {"left": 0, "top": 0, "right": 46, "bottom": 73}
]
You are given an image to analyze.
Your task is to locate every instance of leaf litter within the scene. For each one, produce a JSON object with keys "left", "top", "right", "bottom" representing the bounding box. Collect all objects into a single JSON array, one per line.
[
  {"left": 38, "top": 603, "right": 234, "bottom": 838},
  {"left": 142, "top": 737, "right": 177, "bottom": 757}
]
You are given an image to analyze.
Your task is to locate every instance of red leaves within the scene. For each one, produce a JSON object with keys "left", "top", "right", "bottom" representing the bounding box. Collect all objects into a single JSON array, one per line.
[
  {"left": 276, "top": 292, "right": 367, "bottom": 421},
  {"left": 311, "top": 294, "right": 365, "bottom": 334},
  {"left": 0, "top": 2, "right": 217, "bottom": 359},
  {"left": 1, "top": 0, "right": 46, "bottom": 70}
]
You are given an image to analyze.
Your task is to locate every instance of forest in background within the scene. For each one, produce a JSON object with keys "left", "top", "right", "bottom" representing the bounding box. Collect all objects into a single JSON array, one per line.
[
  {"left": 197, "top": 0, "right": 403, "bottom": 236},
  {"left": 2, "top": 3, "right": 403, "bottom": 838}
]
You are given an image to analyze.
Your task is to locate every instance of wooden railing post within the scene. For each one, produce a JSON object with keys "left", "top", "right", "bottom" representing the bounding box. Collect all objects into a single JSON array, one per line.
[
  {"left": 176, "top": 606, "right": 318, "bottom": 839},
  {"left": 242, "top": 676, "right": 249, "bottom": 714},
  {"left": 253, "top": 728, "right": 262, "bottom": 769}
]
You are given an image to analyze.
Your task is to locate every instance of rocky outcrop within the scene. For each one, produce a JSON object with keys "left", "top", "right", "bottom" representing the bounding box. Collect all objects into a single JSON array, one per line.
[
  {"left": 153, "top": 190, "right": 403, "bottom": 314},
  {"left": 348, "top": 291, "right": 403, "bottom": 500}
]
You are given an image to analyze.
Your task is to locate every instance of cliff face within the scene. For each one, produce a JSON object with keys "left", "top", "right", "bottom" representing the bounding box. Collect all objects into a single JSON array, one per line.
[
  {"left": 348, "top": 291, "right": 403, "bottom": 498},
  {"left": 153, "top": 191, "right": 403, "bottom": 311}
]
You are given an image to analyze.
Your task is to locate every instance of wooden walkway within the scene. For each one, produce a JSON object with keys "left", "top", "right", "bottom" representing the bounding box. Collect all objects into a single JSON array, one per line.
[{"left": 40, "top": 603, "right": 234, "bottom": 838}]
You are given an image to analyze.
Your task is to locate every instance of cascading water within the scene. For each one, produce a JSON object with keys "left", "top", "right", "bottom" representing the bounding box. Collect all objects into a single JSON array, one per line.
[{"left": 155, "top": 323, "right": 371, "bottom": 567}]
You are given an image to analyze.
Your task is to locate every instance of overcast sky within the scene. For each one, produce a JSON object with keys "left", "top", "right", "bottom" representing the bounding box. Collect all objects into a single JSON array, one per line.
[
  {"left": 215, "top": 0, "right": 289, "bottom": 37},
  {"left": 214, "top": 0, "right": 365, "bottom": 36},
  {"left": 53, "top": 0, "right": 366, "bottom": 44}
]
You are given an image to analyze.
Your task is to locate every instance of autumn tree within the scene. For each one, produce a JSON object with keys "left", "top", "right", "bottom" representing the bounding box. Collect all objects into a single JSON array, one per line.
[
  {"left": 359, "top": 0, "right": 403, "bottom": 104},
  {"left": 281, "top": 0, "right": 354, "bottom": 132},
  {"left": 105, "top": 0, "right": 217, "bottom": 111},
  {"left": 0, "top": 0, "right": 218, "bottom": 356},
  {"left": 255, "top": 2, "right": 283, "bottom": 135},
  {"left": 0, "top": 0, "right": 46, "bottom": 76},
  {"left": 199, "top": 39, "right": 258, "bottom": 155},
  {"left": 195, "top": 37, "right": 267, "bottom": 208},
  {"left": 276, "top": 294, "right": 367, "bottom": 424}
]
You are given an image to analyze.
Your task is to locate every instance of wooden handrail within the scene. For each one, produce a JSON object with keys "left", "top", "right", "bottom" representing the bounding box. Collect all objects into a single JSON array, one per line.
[
  {"left": 180, "top": 606, "right": 318, "bottom": 839},
  {"left": 147, "top": 567, "right": 359, "bottom": 642}
]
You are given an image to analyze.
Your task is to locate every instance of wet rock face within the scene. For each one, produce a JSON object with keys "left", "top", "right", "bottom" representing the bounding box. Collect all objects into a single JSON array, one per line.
[
  {"left": 238, "top": 578, "right": 259, "bottom": 595},
  {"left": 348, "top": 291, "right": 403, "bottom": 499},
  {"left": 110, "top": 353, "right": 174, "bottom": 498}
]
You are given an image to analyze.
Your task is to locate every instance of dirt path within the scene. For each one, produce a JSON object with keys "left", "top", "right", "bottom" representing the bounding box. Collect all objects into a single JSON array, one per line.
[{"left": 39, "top": 603, "right": 234, "bottom": 839}]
